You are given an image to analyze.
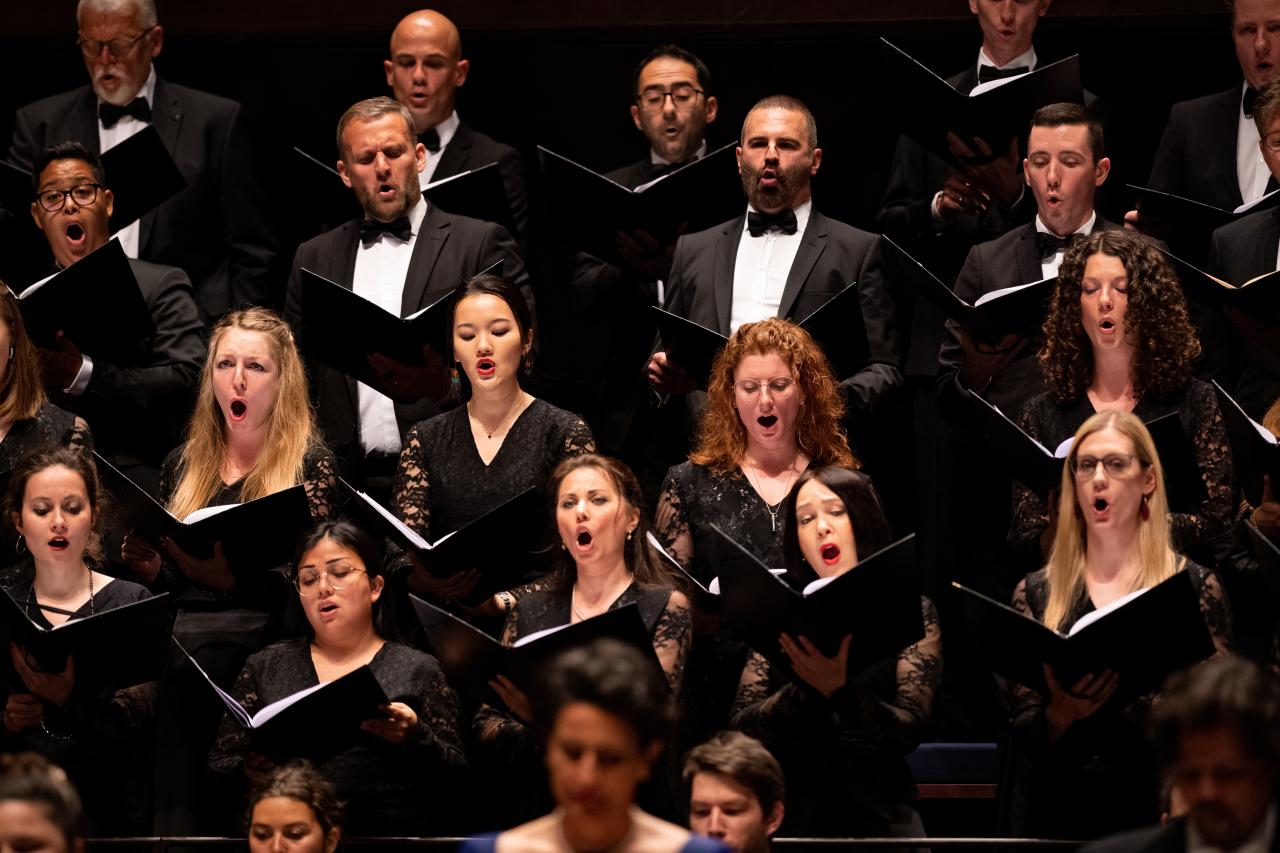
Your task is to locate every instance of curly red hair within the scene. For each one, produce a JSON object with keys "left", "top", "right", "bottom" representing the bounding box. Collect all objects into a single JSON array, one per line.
[{"left": 689, "top": 318, "right": 857, "bottom": 476}]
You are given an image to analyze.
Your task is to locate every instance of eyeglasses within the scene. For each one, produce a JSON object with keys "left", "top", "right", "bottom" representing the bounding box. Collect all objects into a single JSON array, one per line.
[
  {"left": 36, "top": 183, "right": 104, "bottom": 212},
  {"left": 1069, "top": 453, "right": 1140, "bottom": 479},
  {"left": 1264, "top": 132, "right": 1280, "bottom": 152},
  {"left": 733, "top": 377, "right": 798, "bottom": 398},
  {"left": 77, "top": 28, "right": 154, "bottom": 59},
  {"left": 294, "top": 563, "right": 366, "bottom": 595},
  {"left": 635, "top": 84, "right": 704, "bottom": 112}
]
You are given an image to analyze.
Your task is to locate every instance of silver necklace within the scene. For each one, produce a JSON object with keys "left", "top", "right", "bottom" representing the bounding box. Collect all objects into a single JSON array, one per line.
[{"left": 744, "top": 460, "right": 798, "bottom": 532}]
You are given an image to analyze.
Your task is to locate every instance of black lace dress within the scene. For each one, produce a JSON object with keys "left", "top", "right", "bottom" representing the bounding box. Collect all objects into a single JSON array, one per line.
[
  {"left": 208, "top": 637, "right": 467, "bottom": 836},
  {"left": 1001, "top": 561, "right": 1232, "bottom": 839},
  {"left": 0, "top": 576, "right": 155, "bottom": 834},
  {"left": 471, "top": 583, "right": 691, "bottom": 829},
  {"left": 1008, "top": 380, "right": 1234, "bottom": 567},
  {"left": 731, "top": 597, "right": 942, "bottom": 837}
]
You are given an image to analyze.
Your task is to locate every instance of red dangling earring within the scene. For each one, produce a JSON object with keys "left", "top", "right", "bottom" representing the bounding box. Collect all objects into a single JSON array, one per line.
[{"left": 1140, "top": 493, "right": 1151, "bottom": 521}]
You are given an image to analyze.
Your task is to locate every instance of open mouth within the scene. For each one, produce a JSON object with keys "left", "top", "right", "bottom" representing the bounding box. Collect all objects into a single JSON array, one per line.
[
  {"left": 1093, "top": 497, "right": 1109, "bottom": 512},
  {"left": 577, "top": 531, "right": 593, "bottom": 547},
  {"left": 1100, "top": 318, "right": 1116, "bottom": 332},
  {"left": 759, "top": 168, "right": 779, "bottom": 186},
  {"left": 820, "top": 543, "right": 840, "bottom": 564},
  {"left": 48, "top": 537, "right": 69, "bottom": 551},
  {"left": 65, "top": 222, "right": 85, "bottom": 244},
  {"left": 319, "top": 602, "right": 339, "bottom": 615},
  {"left": 377, "top": 183, "right": 396, "bottom": 198},
  {"left": 757, "top": 415, "right": 778, "bottom": 428},
  {"left": 476, "top": 358, "right": 496, "bottom": 377},
  {"left": 229, "top": 400, "right": 248, "bottom": 421}
]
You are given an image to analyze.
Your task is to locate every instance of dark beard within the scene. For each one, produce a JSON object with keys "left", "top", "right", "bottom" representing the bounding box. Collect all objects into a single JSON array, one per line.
[{"left": 740, "top": 160, "right": 806, "bottom": 211}]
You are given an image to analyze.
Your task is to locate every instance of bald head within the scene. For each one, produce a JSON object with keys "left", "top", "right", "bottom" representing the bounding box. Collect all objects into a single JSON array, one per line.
[{"left": 385, "top": 9, "right": 469, "bottom": 133}]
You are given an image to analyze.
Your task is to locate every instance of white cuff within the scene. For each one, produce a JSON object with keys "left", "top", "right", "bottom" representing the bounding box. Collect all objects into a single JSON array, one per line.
[{"left": 64, "top": 354, "right": 93, "bottom": 396}]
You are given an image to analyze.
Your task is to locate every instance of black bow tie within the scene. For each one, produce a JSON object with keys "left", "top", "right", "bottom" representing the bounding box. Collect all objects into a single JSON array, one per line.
[
  {"left": 98, "top": 97, "right": 151, "bottom": 129},
  {"left": 419, "top": 127, "right": 441, "bottom": 153},
  {"left": 977, "top": 64, "right": 1030, "bottom": 86},
  {"left": 1245, "top": 86, "right": 1260, "bottom": 118},
  {"left": 1035, "top": 230, "right": 1073, "bottom": 259},
  {"left": 359, "top": 215, "right": 412, "bottom": 246},
  {"left": 650, "top": 157, "right": 695, "bottom": 179},
  {"left": 746, "top": 209, "right": 798, "bottom": 237}
]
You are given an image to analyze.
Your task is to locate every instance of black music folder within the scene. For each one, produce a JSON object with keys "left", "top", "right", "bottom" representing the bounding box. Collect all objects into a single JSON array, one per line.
[
  {"left": 1144, "top": 412, "right": 1209, "bottom": 512},
  {"left": 1215, "top": 380, "right": 1280, "bottom": 507},
  {"left": 971, "top": 393, "right": 1066, "bottom": 497},
  {"left": 647, "top": 531, "right": 719, "bottom": 611},
  {"left": 883, "top": 236, "right": 1055, "bottom": 343},
  {"left": 709, "top": 527, "right": 924, "bottom": 682},
  {"left": 95, "top": 452, "right": 312, "bottom": 576},
  {"left": 538, "top": 142, "right": 741, "bottom": 265},
  {"left": 953, "top": 571, "right": 1215, "bottom": 704},
  {"left": 0, "top": 590, "right": 171, "bottom": 693},
  {"left": 882, "top": 39, "right": 1084, "bottom": 166},
  {"left": 410, "top": 597, "right": 660, "bottom": 708},
  {"left": 181, "top": 641, "right": 388, "bottom": 761},
  {"left": 341, "top": 480, "right": 544, "bottom": 591},
  {"left": 100, "top": 125, "right": 186, "bottom": 229},
  {"left": 1160, "top": 248, "right": 1280, "bottom": 323},
  {"left": 18, "top": 238, "right": 154, "bottom": 362},
  {"left": 1132, "top": 185, "right": 1280, "bottom": 238},
  {"left": 650, "top": 308, "right": 725, "bottom": 389}
]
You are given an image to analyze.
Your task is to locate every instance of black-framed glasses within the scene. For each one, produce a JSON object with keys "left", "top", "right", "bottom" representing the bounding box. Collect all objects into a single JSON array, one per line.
[
  {"left": 294, "top": 563, "right": 367, "bottom": 595},
  {"left": 635, "top": 84, "right": 704, "bottom": 112},
  {"left": 77, "top": 28, "right": 154, "bottom": 59},
  {"left": 1069, "top": 453, "right": 1140, "bottom": 479},
  {"left": 36, "top": 183, "right": 104, "bottom": 212}
]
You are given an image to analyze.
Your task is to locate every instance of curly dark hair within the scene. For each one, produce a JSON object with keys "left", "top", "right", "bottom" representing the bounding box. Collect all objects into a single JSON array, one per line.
[{"left": 1039, "top": 230, "right": 1200, "bottom": 404}]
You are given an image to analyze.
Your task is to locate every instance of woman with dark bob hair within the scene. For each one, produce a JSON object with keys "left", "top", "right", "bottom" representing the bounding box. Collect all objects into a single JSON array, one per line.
[
  {"left": 462, "top": 639, "right": 728, "bottom": 852},
  {"left": 390, "top": 274, "right": 594, "bottom": 602},
  {"left": 732, "top": 466, "right": 941, "bottom": 838},
  {"left": 247, "top": 761, "right": 343, "bottom": 853},
  {"left": 209, "top": 519, "right": 466, "bottom": 836},
  {"left": 0, "top": 753, "right": 85, "bottom": 853},
  {"left": 1008, "top": 229, "right": 1232, "bottom": 564}
]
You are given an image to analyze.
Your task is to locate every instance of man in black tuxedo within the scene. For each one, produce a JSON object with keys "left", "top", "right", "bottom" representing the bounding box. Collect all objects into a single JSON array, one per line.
[
  {"left": 385, "top": 9, "right": 528, "bottom": 244},
  {"left": 1130, "top": 0, "right": 1280, "bottom": 226},
  {"left": 650, "top": 95, "right": 901, "bottom": 428},
  {"left": 283, "top": 97, "right": 526, "bottom": 494},
  {"left": 1082, "top": 657, "right": 1280, "bottom": 853},
  {"left": 28, "top": 141, "right": 204, "bottom": 489},
  {"left": 8, "top": 0, "right": 276, "bottom": 323}
]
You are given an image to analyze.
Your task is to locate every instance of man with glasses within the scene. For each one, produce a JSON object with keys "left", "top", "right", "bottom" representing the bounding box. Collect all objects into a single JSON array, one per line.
[
  {"left": 385, "top": 9, "right": 529, "bottom": 245},
  {"left": 8, "top": 0, "right": 276, "bottom": 323},
  {"left": 27, "top": 140, "right": 204, "bottom": 489}
]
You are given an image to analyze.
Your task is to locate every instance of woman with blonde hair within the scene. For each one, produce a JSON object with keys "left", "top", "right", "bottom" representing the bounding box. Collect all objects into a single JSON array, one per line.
[
  {"left": 1004, "top": 410, "right": 1231, "bottom": 840},
  {"left": 121, "top": 307, "right": 337, "bottom": 596}
]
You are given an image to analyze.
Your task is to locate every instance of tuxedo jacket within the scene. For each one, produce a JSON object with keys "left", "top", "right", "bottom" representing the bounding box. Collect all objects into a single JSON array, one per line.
[
  {"left": 57, "top": 257, "right": 205, "bottom": 470},
  {"left": 431, "top": 120, "right": 529, "bottom": 245},
  {"left": 9, "top": 76, "right": 277, "bottom": 322},
  {"left": 664, "top": 208, "right": 903, "bottom": 422},
  {"left": 935, "top": 216, "right": 1123, "bottom": 421},
  {"left": 1081, "top": 814, "right": 1280, "bottom": 853},
  {"left": 1148, "top": 86, "right": 1244, "bottom": 211},
  {"left": 283, "top": 206, "right": 527, "bottom": 471}
]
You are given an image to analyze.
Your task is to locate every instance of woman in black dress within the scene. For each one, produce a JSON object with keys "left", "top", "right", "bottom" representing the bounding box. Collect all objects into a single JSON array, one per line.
[
  {"left": 472, "top": 454, "right": 691, "bottom": 827},
  {"left": 0, "top": 448, "right": 154, "bottom": 834},
  {"left": 1003, "top": 410, "right": 1232, "bottom": 840},
  {"left": 209, "top": 520, "right": 467, "bottom": 837},
  {"left": 390, "top": 273, "right": 593, "bottom": 601},
  {"left": 1008, "top": 230, "right": 1232, "bottom": 566},
  {"left": 731, "top": 465, "right": 941, "bottom": 838}
]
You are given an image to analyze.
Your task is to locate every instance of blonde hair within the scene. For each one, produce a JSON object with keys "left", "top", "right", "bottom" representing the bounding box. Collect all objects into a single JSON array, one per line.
[
  {"left": 0, "top": 284, "right": 47, "bottom": 424},
  {"left": 1042, "top": 410, "right": 1181, "bottom": 632},
  {"left": 168, "top": 309, "right": 318, "bottom": 519}
]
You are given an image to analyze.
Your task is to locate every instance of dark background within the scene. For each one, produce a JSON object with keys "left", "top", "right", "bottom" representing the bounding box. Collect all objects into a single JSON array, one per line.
[{"left": 0, "top": 0, "right": 1242, "bottom": 283}]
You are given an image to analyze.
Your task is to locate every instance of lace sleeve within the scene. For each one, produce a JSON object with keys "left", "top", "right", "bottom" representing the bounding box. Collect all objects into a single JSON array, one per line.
[
  {"left": 1193, "top": 564, "right": 1233, "bottom": 659},
  {"left": 391, "top": 423, "right": 432, "bottom": 538},
  {"left": 871, "top": 596, "right": 943, "bottom": 748},
  {"left": 1007, "top": 577, "right": 1045, "bottom": 729},
  {"left": 1172, "top": 394, "right": 1234, "bottom": 551},
  {"left": 558, "top": 417, "right": 596, "bottom": 460},
  {"left": 653, "top": 590, "right": 692, "bottom": 693},
  {"left": 654, "top": 469, "right": 694, "bottom": 569},
  {"left": 729, "top": 650, "right": 793, "bottom": 734},
  {"left": 473, "top": 604, "right": 529, "bottom": 746},
  {"left": 406, "top": 664, "right": 468, "bottom": 773},
  {"left": 208, "top": 659, "right": 260, "bottom": 776},
  {"left": 64, "top": 417, "right": 93, "bottom": 452},
  {"left": 302, "top": 446, "right": 338, "bottom": 521},
  {"left": 1008, "top": 404, "right": 1051, "bottom": 561}
]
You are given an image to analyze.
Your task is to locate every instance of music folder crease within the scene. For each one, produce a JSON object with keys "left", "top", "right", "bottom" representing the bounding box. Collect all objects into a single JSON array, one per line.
[
  {"left": 1214, "top": 380, "right": 1280, "bottom": 507},
  {"left": 1160, "top": 247, "right": 1280, "bottom": 323}
]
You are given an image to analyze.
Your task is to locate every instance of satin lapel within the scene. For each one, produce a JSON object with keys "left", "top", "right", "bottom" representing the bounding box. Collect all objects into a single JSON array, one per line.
[
  {"left": 1014, "top": 225, "right": 1044, "bottom": 284},
  {"left": 714, "top": 218, "right": 745, "bottom": 334},
  {"left": 1216, "top": 88, "right": 1245, "bottom": 208},
  {"left": 71, "top": 88, "right": 101, "bottom": 155},
  {"left": 401, "top": 207, "right": 449, "bottom": 315},
  {"left": 139, "top": 77, "right": 182, "bottom": 253},
  {"left": 777, "top": 210, "right": 827, "bottom": 320}
]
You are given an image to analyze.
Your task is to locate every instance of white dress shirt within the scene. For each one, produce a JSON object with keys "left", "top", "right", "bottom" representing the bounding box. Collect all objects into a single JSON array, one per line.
[
  {"left": 352, "top": 197, "right": 429, "bottom": 454},
  {"left": 1035, "top": 211, "right": 1097, "bottom": 279},
  {"left": 98, "top": 67, "right": 157, "bottom": 259},
  {"left": 1239, "top": 83, "right": 1271, "bottom": 205},
  {"left": 419, "top": 110, "right": 461, "bottom": 188},
  {"left": 729, "top": 200, "right": 812, "bottom": 332}
]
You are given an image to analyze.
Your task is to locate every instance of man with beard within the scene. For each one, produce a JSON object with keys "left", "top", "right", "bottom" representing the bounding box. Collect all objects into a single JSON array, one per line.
[
  {"left": 283, "top": 97, "right": 527, "bottom": 494},
  {"left": 648, "top": 95, "right": 901, "bottom": 429},
  {"left": 8, "top": 0, "right": 276, "bottom": 322},
  {"left": 1082, "top": 656, "right": 1280, "bottom": 853}
]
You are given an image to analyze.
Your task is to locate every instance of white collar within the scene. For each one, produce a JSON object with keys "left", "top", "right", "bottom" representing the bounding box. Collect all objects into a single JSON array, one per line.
[
  {"left": 1035, "top": 210, "right": 1096, "bottom": 238},
  {"left": 978, "top": 45, "right": 1037, "bottom": 72},
  {"left": 425, "top": 110, "right": 461, "bottom": 149},
  {"left": 651, "top": 139, "right": 708, "bottom": 166}
]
